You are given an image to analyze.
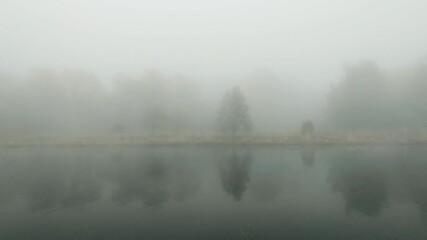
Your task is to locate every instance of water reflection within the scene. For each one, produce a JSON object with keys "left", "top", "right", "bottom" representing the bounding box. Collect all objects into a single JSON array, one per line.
[
  {"left": 0, "top": 157, "right": 26, "bottom": 206},
  {"left": 0, "top": 149, "right": 200, "bottom": 211},
  {"left": 112, "top": 151, "right": 199, "bottom": 208},
  {"left": 248, "top": 164, "right": 286, "bottom": 202},
  {"left": 62, "top": 159, "right": 102, "bottom": 208},
  {"left": 398, "top": 147, "right": 427, "bottom": 219},
  {"left": 0, "top": 154, "right": 103, "bottom": 211},
  {"left": 329, "top": 150, "right": 388, "bottom": 217},
  {"left": 1, "top": 147, "right": 427, "bottom": 239},
  {"left": 217, "top": 149, "right": 252, "bottom": 201},
  {"left": 300, "top": 147, "right": 316, "bottom": 167},
  {"left": 27, "top": 157, "right": 101, "bottom": 211}
]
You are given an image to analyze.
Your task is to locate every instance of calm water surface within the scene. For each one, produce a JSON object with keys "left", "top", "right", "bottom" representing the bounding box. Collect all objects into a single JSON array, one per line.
[{"left": 0, "top": 145, "right": 426, "bottom": 239}]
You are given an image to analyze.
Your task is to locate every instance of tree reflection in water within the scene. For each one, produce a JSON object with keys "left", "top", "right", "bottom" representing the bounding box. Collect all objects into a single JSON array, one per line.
[
  {"left": 301, "top": 147, "right": 316, "bottom": 167},
  {"left": 217, "top": 149, "right": 252, "bottom": 201},
  {"left": 329, "top": 150, "right": 388, "bottom": 217},
  {"left": 398, "top": 147, "right": 427, "bottom": 220},
  {"left": 22, "top": 156, "right": 101, "bottom": 211},
  {"left": 112, "top": 151, "right": 199, "bottom": 208}
]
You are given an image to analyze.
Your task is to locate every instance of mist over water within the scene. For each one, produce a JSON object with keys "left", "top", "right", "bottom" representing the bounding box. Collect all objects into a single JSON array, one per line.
[
  {"left": 0, "top": 146, "right": 426, "bottom": 240},
  {"left": 1, "top": 1, "right": 427, "bottom": 239}
]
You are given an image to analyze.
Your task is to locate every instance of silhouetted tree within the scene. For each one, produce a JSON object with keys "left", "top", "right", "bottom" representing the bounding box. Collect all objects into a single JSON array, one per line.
[
  {"left": 216, "top": 87, "right": 252, "bottom": 136},
  {"left": 404, "top": 62, "right": 427, "bottom": 128},
  {"left": 327, "top": 62, "right": 387, "bottom": 129},
  {"left": 111, "top": 123, "right": 124, "bottom": 135},
  {"left": 166, "top": 75, "right": 200, "bottom": 135},
  {"left": 141, "top": 71, "right": 167, "bottom": 135},
  {"left": 300, "top": 120, "right": 314, "bottom": 136}
]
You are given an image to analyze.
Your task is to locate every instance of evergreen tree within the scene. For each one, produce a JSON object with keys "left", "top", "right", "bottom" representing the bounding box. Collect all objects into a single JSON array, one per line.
[
  {"left": 216, "top": 87, "right": 252, "bottom": 136},
  {"left": 300, "top": 120, "right": 314, "bottom": 136}
]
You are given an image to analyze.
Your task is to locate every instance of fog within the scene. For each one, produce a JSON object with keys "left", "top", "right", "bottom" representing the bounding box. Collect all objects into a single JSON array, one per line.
[{"left": 1, "top": 0, "right": 427, "bottom": 136}]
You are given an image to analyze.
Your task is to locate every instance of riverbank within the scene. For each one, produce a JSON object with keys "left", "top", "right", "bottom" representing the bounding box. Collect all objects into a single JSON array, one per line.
[{"left": 1, "top": 132, "right": 426, "bottom": 147}]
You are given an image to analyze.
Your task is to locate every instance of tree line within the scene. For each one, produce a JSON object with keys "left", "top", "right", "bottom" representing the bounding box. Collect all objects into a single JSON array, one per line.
[
  {"left": 0, "top": 60, "right": 426, "bottom": 137},
  {"left": 0, "top": 70, "right": 202, "bottom": 136},
  {"left": 328, "top": 60, "right": 427, "bottom": 130}
]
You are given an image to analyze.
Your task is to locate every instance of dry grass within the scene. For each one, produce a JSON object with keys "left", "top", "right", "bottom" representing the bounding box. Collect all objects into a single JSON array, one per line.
[{"left": 0, "top": 132, "right": 426, "bottom": 148}]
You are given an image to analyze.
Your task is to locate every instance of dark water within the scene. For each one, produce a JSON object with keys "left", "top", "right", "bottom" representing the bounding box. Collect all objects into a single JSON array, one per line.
[{"left": 0, "top": 145, "right": 426, "bottom": 239}]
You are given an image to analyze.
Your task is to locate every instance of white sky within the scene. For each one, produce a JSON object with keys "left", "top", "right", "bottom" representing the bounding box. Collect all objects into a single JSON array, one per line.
[{"left": 0, "top": 0, "right": 426, "bottom": 88}]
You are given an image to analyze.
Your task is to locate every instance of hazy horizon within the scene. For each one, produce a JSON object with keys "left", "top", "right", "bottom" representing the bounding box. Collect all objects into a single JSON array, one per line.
[
  {"left": 1, "top": 0, "right": 427, "bottom": 136},
  {"left": 1, "top": 0, "right": 426, "bottom": 81}
]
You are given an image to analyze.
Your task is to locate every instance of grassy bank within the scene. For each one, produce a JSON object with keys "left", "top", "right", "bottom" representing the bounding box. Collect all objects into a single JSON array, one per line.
[{"left": 1, "top": 132, "right": 427, "bottom": 147}]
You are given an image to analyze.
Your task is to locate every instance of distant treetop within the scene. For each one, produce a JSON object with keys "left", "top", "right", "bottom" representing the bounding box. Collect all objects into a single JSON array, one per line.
[{"left": 216, "top": 87, "right": 253, "bottom": 136}]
